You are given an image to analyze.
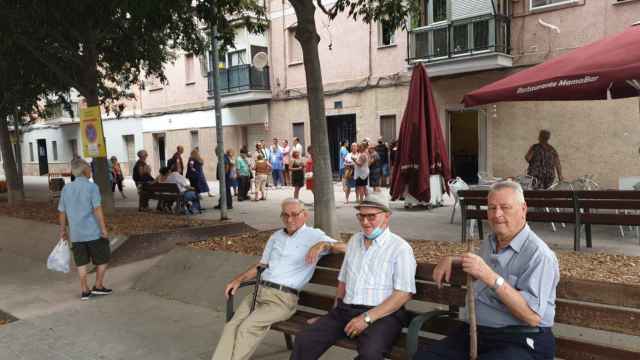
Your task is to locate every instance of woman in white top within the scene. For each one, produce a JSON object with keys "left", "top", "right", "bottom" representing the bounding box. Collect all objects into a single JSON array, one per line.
[
  {"left": 354, "top": 142, "right": 370, "bottom": 203},
  {"left": 342, "top": 143, "right": 358, "bottom": 203}
]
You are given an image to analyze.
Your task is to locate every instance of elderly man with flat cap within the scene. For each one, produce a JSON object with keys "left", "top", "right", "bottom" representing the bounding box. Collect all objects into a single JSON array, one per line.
[{"left": 291, "top": 192, "right": 417, "bottom": 360}]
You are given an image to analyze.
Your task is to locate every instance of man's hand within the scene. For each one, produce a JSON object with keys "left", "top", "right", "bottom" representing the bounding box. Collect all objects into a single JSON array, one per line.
[
  {"left": 461, "top": 253, "right": 496, "bottom": 286},
  {"left": 59, "top": 228, "right": 68, "bottom": 242},
  {"left": 432, "top": 256, "right": 454, "bottom": 288},
  {"left": 305, "top": 242, "right": 330, "bottom": 264},
  {"left": 344, "top": 314, "right": 369, "bottom": 338},
  {"left": 224, "top": 279, "right": 242, "bottom": 300}
]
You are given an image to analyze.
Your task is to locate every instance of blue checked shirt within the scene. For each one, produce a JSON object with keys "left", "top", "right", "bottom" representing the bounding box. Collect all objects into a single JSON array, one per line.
[
  {"left": 464, "top": 224, "right": 560, "bottom": 327},
  {"left": 260, "top": 225, "right": 337, "bottom": 290},
  {"left": 57, "top": 176, "right": 102, "bottom": 243},
  {"left": 338, "top": 229, "right": 417, "bottom": 306}
]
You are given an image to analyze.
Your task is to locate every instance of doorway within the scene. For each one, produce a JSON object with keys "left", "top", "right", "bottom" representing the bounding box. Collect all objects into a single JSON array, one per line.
[
  {"left": 292, "top": 122, "right": 306, "bottom": 156},
  {"left": 37, "top": 139, "right": 49, "bottom": 175},
  {"left": 153, "top": 133, "right": 166, "bottom": 169},
  {"left": 448, "top": 110, "right": 483, "bottom": 184},
  {"left": 123, "top": 135, "right": 135, "bottom": 175},
  {"left": 326, "top": 114, "right": 356, "bottom": 175}
]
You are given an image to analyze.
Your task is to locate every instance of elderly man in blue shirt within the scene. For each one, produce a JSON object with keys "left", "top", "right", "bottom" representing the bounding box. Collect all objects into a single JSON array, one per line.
[
  {"left": 58, "top": 158, "right": 111, "bottom": 301},
  {"left": 416, "top": 180, "right": 560, "bottom": 359},
  {"left": 291, "top": 192, "right": 417, "bottom": 360},
  {"left": 211, "top": 198, "right": 345, "bottom": 360}
]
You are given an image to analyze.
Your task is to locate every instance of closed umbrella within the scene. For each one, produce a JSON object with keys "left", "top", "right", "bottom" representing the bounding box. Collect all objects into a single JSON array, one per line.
[
  {"left": 463, "top": 24, "right": 640, "bottom": 107},
  {"left": 391, "top": 63, "right": 451, "bottom": 202}
]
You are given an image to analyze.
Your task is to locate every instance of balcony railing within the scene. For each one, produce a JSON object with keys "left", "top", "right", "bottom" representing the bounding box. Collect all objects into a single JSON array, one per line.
[
  {"left": 407, "top": 14, "right": 510, "bottom": 63},
  {"left": 207, "top": 64, "right": 270, "bottom": 96}
]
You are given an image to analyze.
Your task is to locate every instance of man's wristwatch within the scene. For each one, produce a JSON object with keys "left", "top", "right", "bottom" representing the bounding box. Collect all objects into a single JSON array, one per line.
[
  {"left": 363, "top": 312, "right": 373, "bottom": 325},
  {"left": 493, "top": 276, "right": 505, "bottom": 290}
]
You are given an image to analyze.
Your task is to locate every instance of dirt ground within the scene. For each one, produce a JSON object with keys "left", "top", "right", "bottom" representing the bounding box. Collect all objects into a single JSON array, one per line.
[
  {"left": 189, "top": 230, "right": 640, "bottom": 286},
  {"left": 0, "top": 200, "right": 222, "bottom": 236}
]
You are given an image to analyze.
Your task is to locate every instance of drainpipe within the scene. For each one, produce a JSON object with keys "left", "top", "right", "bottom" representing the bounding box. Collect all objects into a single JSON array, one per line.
[{"left": 282, "top": 0, "right": 287, "bottom": 94}]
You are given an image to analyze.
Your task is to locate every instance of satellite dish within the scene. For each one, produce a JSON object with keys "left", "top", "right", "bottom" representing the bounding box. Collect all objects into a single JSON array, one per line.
[{"left": 252, "top": 52, "right": 269, "bottom": 70}]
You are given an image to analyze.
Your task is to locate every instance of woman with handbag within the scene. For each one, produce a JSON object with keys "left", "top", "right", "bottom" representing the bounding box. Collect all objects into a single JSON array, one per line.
[
  {"left": 290, "top": 150, "right": 305, "bottom": 199},
  {"left": 342, "top": 143, "right": 357, "bottom": 204}
]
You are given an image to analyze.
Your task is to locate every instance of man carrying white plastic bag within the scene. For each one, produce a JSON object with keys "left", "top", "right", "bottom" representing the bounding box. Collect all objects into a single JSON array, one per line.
[
  {"left": 47, "top": 238, "right": 71, "bottom": 273},
  {"left": 57, "top": 158, "right": 112, "bottom": 300}
]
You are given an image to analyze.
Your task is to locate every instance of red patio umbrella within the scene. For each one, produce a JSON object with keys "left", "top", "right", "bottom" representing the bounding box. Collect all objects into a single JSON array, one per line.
[
  {"left": 390, "top": 63, "right": 451, "bottom": 202},
  {"left": 463, "top": 25, "right": 640, "bottom": 107}
]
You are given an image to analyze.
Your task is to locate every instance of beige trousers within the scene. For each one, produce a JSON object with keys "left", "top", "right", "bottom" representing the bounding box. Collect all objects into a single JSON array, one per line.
[{"left": 211, "top": 286, "right": 298, "bottom": 360}]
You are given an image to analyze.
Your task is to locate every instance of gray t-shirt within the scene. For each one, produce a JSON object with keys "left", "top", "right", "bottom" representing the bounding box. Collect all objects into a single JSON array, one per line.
[{"left": 465, "top": 225, "right": 560, "bottom": 328}]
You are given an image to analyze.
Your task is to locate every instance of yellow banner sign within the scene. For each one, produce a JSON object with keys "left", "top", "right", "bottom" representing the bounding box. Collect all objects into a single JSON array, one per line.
[{"left": 80, "top": 106, "right": 107, "bottom": 158}]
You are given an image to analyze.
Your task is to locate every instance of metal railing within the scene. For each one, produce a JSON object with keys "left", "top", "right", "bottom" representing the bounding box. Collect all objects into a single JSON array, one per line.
[
  {"left": 207, "top": 64, "right": 270, "bottom": 95},
  {"left": 407, "top": 14, "right": 510, "bottom": 63}
]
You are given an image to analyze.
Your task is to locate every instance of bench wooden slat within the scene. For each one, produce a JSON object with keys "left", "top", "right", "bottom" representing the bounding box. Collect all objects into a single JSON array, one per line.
[
  {"left": 581, "top": 213, "right": 640, "bottom": 226},
  {"left": 556, "top": 337, "right": 640, "bottom": 360},
  {"left": 557, "top": 278, "right": 640, "bottom": 309},
  {"left": 575, "top": 190, "right": 640, "bottom": 200}
]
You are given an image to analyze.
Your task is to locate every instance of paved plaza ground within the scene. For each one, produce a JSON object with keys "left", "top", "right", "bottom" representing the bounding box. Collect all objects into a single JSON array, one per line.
[{"left": 0, "top": 176, "right": 639, "bottom": 359}]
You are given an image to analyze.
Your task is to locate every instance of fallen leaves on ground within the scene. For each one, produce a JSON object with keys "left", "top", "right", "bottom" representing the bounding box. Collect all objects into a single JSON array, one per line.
[
  {"left": 0, "top": 319, "right": 7, "bottom": 326},
  {"left": 0, "top": 200, "right": 222, "bottom": 236},
  {"left": 189, "top": 230, "right": 640, "bottom": 286}
]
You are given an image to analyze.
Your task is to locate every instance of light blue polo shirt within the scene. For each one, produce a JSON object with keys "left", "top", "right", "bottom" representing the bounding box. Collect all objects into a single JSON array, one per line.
[
  {"left": 260, "top": 225, "right": 336, "bottom": 290},
  {"left": 57, "top": 176, "right": 102, "bottom": 243},
  {"left": 465, "top": 224, "right": 560, "bottom": 327}
]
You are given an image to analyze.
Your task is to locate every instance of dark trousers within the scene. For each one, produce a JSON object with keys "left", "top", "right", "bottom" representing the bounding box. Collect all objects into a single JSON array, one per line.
[
  {"left": 136, "top": 182, "right": 150, "bottom": 210},
  {"left": 413, "top": 324, "right": 555, "bottom": 360},
  {"left": 238, "top": 175, "right": 250, "bottom": 200},
  {"left": 290, "top": 300, "right": 407, "bottom": 360}
]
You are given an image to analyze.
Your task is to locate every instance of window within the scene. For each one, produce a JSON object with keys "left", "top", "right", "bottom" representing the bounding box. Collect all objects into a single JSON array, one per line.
[
  {"left": 288, "top": 27, "right": 303, "bottom": 64},
  {"left": 185, "top": 53, "right": 195, "bottom": 85},
  {"left": 69, "top": 139, "right": 78, "bottom": 158},
  {"left": 473, "top": 20, "right": 490, "bottom": 50},
  {"left": 452, "top": 24, "right": 469, "bottom": 54},
  {"left": 190, "top": 130, "right": 199, "bottom": 151},
  {"left": 29, "top": 142, "right": 34, "bottom": 162},
  {"left": 227, "top": 50, "right": 246, "bottom": 67},
  {"left": 530, "top": 0, "right": 574, "bottom": 10},
  {"left": 378, "top": 22, "right": 396, "bottom": 47},
  {"left": 45, "top": 103, "right": 63, "bottom": 119},
  {"left": 433, "top": 28, "right": 448, "bottom": 57},
  {"left": 52, "top": 141, "right": 58, "bottom": 161},
  {"left": 380, "top": 115, "right": 396, "bottom": 143},
  {"left": 432, "top": 0, "right": 447, "bottom": 23},
  {"left": 199, "top": 53, "right": 208, "bottom": 77}
]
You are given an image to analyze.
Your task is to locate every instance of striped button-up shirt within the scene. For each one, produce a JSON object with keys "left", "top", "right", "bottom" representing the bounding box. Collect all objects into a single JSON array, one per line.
[
  {"left": 261, "top": 225, "right": 336, "bottom": 290},
  {"left": 338, "top": 229, "right": 416, "bottom": 306}
]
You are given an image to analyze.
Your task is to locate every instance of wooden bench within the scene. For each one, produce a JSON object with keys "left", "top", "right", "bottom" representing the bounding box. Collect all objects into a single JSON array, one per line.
[
  {"left": 140, "top": 183, "right": 185, "bottom": 214},
  {"left": 48, "top": 172, "right": 72, "bottom": 203},
  {"left": 459, "top": 190, "right": 640, "bottom": 251},
  {"left": 226, "top": 255, "right": 640, "bottom": 359}
]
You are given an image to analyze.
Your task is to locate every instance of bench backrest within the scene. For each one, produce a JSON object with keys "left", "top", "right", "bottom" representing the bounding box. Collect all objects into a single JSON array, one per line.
[
  {"left": 459, "top": 189, "right": 640, "bottom": 226},
  {"left": 142, "top": 182, "right": 181, "bottom": 201},
  {"left": 310, "top": 254, "right": 640, "bottom": 360}
]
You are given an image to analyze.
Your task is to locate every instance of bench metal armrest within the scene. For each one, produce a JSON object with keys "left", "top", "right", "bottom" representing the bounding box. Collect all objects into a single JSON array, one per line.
[
  {"left": 225, "top": 280, "right": 257, "bottom": 322},
  {"left": 406, "top": 310, "right": 457, "bottom": 358}
]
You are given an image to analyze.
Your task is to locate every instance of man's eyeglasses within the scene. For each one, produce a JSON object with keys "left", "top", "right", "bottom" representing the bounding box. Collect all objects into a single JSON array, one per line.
[
  {"left": 356, "top": 212, "right": 384, "bottom": 222},
  {"left": 281, "top": 210, "right": 304, "bottom": 220}
]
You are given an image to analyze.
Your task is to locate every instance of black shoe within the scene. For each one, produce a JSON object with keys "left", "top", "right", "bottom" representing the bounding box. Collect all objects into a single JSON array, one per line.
[
  {"left": 91, "top": 286, "right": 113, "bottom": 295},
  {"left": 81, "top": 291, "right": 92, "bottom": 300},
  {"left": 214, "top": 205, "right": 221, "bottom": 209}
]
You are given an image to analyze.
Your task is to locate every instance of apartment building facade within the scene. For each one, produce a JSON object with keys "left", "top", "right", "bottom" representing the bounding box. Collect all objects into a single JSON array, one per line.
[{"left": 268, "top": 0, "right": 640, "bottom": 188}]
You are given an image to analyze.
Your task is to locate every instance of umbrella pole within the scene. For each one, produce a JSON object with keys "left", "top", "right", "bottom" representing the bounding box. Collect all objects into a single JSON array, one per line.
[{"left": 466, "top": 238, "right": 478, "bottom": 360}]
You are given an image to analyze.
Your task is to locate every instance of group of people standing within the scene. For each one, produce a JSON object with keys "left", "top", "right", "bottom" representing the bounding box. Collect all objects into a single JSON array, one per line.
[{"left": 339, "top": 137, "right": 394, "bottom": 204}]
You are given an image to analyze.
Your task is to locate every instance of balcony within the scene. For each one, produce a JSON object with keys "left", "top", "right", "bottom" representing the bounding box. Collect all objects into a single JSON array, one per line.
[
  {"left": 207, "top": 64, "right": 271, "bottom": 104},
  {"left": 407, "top": 15, "right": 512, "bottom": 77}
]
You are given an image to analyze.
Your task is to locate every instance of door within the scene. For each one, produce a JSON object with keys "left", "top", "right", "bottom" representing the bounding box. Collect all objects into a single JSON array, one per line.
[
  {"left": 326, "top": 114, "right": 356, "bottom": 175},
  {"left": 380, "top": 115, "right": 397, "bottom": 143},
  {"left": 449, "top": 111, "right": 479, "bottom": 184},
  {"left": 123, "top": 135, "right": 135, "bottom": 175},
  {"left": 37, "top": 139, "right": 49, "bottom": 175},
  {"left": 153, "top": 133, "right": 166, "bottom": 169},
  {"left": 292, "top": 122, "right": 306, "bottom": 156}
]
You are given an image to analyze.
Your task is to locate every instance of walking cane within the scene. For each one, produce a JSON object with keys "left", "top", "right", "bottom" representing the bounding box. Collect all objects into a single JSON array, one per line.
[
  {"left": 467, "top": 220, "right": 478, "bottom": 360},
  {"left": 250, "top": 264, "right": 268, "bottom": 313}
]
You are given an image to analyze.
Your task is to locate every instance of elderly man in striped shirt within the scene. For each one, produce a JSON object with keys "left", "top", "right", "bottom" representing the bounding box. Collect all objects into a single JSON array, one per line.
[{"left": 291, "top": 192, "right": 417, "bottom": 360}]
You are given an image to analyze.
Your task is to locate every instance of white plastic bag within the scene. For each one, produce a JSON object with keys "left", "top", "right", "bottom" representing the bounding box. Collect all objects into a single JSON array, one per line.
[{"left": 47, "top": 239, "right": 71, "bottom": 273}]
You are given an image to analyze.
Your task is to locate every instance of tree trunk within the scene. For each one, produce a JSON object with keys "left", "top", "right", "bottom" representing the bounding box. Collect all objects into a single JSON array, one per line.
[
  {"left": 290, "top": 0, "right": 337, "bottom": 237},
  {"left": 12, "top": 112, "right": 24, "bottom": 198},
  {"left": 82, "top": 40, "right": 115, "bottom": 214},
  {"left": 0, "top": 115, "right": 24, "bottom": 204}
]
